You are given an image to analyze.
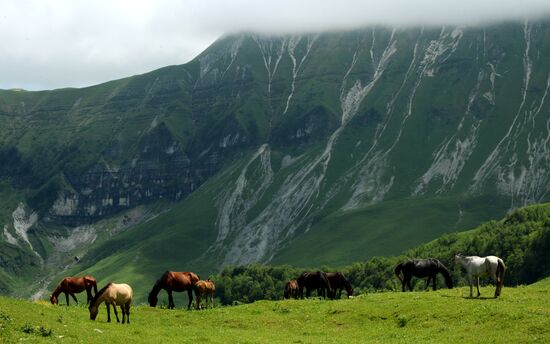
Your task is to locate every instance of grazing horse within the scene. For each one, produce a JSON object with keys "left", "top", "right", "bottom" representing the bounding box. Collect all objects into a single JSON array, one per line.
[
  {"left": 454, "top": 253, "right": 506, "bottom": 298},
  {"left": 297, "top": 271, "right": 332, "bottom": 299},
  {"left": 194, "top": 279, "right": 215, "bottom": 310},
  {"left": 89, "top": 283, "right": 132, "bottom": 324},
  {"left": 284, "top": 280, "right": 299, "bottom": 299},
  {"left": 326, "top": 272, "right": 353, "bottom": 299},
  {"left": 50, "top": 275, "right": 98, "bottom": 305},
  {"left": 148, "top": 271, "right": 200, "bottom": 309},
  {"left": 395, "top": 259, "right": 453, "bottom": 292}
]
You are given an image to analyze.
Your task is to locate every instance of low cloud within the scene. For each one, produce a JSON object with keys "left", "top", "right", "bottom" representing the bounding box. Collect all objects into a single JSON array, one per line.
[{"left": 1, "top": 0, "right": 550, "bottom": 90}]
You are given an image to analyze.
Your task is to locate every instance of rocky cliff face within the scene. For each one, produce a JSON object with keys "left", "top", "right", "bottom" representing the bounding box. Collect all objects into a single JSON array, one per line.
[{"left": 1, "top": 19, "right": 550, "bottom": 296}]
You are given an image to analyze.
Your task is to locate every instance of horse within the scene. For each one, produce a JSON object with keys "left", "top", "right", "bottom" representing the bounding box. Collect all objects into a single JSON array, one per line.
[
  {"left": 148, "top": 271, "right": 200, "bottom": 309},
  {"left": 296, "top": 271, "right": 332, "bottom": 299},
  {"left": 283, "top": 280, "right": 299, "bottom": 299},
  {"left": 395, "top": 258, "right": 453, "bottom": 292},
  {"left": 454, "top": 253, "right": 506, "bottom": 298},
  {"left": 88, "top": 283, "right": 132, "bottom": 324},
  {"left": 50, "top": 275, "right": 98, "bottom": 305},
  {"left": 325, "top": 272, "right": 353, "bottom": 299},
  {"left": 194, "top": 279, "right": 215, "bottom": 310}
]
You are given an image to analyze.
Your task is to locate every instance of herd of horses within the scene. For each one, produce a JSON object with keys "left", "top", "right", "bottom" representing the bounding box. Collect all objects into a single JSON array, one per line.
[{"left": 49, "top": 253, "right": 506, "bottom": 323}]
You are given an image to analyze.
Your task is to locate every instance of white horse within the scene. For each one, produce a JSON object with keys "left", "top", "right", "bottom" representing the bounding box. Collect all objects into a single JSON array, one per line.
[
  {"left": 89, "top": 283, "right": 133, "bottom": 323},
  {"left": 454, "top": 253, "right": 506, "bottom": 298}
]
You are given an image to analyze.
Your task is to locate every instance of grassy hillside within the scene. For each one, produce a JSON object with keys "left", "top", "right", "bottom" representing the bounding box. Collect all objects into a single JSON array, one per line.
[{"left": 0, "top": 285, "right": 549, "bottom": 343}]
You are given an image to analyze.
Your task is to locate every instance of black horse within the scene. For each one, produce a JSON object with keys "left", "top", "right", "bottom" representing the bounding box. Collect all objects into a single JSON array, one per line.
[
  {"left": 395, "top": 258, "right": 453, "bottom": 292},
  {"left": 297, "top": 271, "right": 332, "bottom": 299},
  {"left": 326, "top": 272, "right": 353, "bottom": 299}
]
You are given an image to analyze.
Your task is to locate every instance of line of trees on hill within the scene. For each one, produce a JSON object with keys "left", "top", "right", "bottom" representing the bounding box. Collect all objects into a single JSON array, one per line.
[{"left": 213, "top": 204, "right": 550, "bottom": 305}]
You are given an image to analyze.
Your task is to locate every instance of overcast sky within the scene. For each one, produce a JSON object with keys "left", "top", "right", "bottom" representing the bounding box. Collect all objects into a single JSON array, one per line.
[{"left": 2, "top": 0, "right": 550, "bottom": 91}]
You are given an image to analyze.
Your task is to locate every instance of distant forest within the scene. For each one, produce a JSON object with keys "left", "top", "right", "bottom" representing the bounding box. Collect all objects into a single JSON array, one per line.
[{"left": 214, "top": 204, "right": 550, "bottom": 305}]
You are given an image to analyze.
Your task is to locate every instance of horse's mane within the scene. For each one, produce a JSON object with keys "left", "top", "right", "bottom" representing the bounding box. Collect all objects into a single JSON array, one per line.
[
  {"left": 340, "top": 273, "right": 352, "bottom": 289},
  {"left": 89, "top": 283, "right": 112, "bottom": 307},
  {"left": 51, "top": 282, "right": 64, "bottom": 298},
  {"left": 148, "top": 271, "right": 170, "bottom": 301}
]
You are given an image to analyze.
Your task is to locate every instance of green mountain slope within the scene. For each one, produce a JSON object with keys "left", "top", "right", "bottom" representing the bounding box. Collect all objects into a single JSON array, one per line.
[{"left": 1, "top": 20, "right": 550, "bottom": 297}]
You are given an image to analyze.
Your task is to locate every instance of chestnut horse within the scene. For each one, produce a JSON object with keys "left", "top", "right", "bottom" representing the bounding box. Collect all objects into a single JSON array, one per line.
[
  {"left": 195, "top": 279, "right": 215, "bottom": 309},
  {"left": 148, "top": 271, "right": 200, "bottom": 309},
  {"left": 50, "top": 275, "right": 98, "bottom": 305},
  {"left": 326, "top": 272, "right": 353, "bottom": 299},
  {"left": 89, "top": 283, "right": 132, "bottom": 324},
  {"left": 284, "top": 280, "right": 299, "bottom": 299}
]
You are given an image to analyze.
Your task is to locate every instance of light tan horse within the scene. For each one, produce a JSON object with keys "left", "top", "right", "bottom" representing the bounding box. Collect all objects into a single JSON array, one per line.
[
  {"left": 89, "top": 283, "right": 133, "bottom": 324},
  {"left": 50, "top": 275, "right": 98, "bottom": 305},
  {"left": 284, "top": 280, "right": 299, "bottom": 299},
  {"left": 194, "top": 279, "right": 215, "bottom": 310}
]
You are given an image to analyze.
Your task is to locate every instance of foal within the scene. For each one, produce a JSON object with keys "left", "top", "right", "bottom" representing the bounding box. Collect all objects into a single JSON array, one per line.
[{"left": 194, "top": 279, "right": 215, "bottom": 310}]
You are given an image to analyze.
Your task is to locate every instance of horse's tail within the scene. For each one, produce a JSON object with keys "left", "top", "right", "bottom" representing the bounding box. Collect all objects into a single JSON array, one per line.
[
  {"left": 394, "top": 263, "right": 404, "bottom": 283},
  {"left": 497, "top": 259, "right": 506, "bottom": 294},
  {"left": 93, "top": 280, "right": 98, "bottom": 295}
]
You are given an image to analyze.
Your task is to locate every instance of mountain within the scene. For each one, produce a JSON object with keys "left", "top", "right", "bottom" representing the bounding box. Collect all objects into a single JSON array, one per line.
[{"left": 1, "top": 19, "right": 550, "bottom": 297}]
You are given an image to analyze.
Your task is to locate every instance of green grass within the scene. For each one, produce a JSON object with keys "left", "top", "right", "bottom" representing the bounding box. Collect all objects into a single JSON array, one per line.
[{"left": 1, "top": 285, "right": 549, "bottom": 343}]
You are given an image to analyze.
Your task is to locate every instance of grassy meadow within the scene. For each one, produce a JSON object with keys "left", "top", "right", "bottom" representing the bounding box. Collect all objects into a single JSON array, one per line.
[{"left": 0, "top": 284, "right": 548, "bottom": 343}]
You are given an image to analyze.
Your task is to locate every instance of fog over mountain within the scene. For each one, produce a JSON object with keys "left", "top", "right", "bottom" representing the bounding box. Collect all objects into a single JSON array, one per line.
[{"left": 2, "top": 0, "right": 550, "bottom": 90}]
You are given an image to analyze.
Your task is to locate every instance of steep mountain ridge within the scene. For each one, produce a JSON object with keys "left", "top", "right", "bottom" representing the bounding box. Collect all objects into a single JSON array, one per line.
[{"left": 1, "top": 19, "right": 550, "bottom": 296}]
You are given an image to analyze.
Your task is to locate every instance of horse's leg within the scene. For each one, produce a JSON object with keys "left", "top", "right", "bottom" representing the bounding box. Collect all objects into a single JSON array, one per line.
[
  {"left": 425, "top": 276, "right": 431, "bottom": 290},
  {"left": 86, "top": 288, "right": 92, "bottom": 304},
  {"left": 71, "top": 293, "right": 78, "bottom": 304},
  {"left": 122, "top": 305, "right": 126, "bottom": 324},
  {"left": 106, "top": 303, "right": 111, "bottom": 322},
  {"left": 468, "top": 276, "right": 473, "bottom": 297},
  {"left": 126, "top": 303, "right": 130, "bottom": 324},
  {"left": 65, "top": 292, "right": 70, "bottom": 306},
  {"left": 495, "top": 273, "right": 500, "bottom": 297},
  {"left": 187, "top": 289, "right": 193, "bottom": 310},
  {"left": 476, "top": 277, "right": 481, "bottom": 297},
  {"left": 432, "top": 275, "right": 437, "bottom": 291},
  {"left": 112, "top": 303, "right": 120, "bottom": 323},
  {"left": 196, "top": 294, "right": 201, "bottom": 310},
  {"left": 168, "top": 291, "right": 174, "bottom": 309},
  {"left": 406, "top": 276, "right": 413, "bottom": 292}
]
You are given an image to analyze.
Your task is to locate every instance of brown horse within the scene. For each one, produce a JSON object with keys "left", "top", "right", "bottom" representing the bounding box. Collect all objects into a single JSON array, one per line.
[
  {"left": 50, "top": 275, "right": 98, "bottom": 305},
  {"left": 148, "top": 271, "right": 200, "bottom": 309},
  {"left": 326, "top": 272, "right": 353, "bottom": 299},
  {"left": 195, "top": 279, "right": 215, "bottom": 310},
  {"left": 89, "top": 283, "right": 132, "bottom": 324},
  {"left": 297, "top": 271, "right": 332, "bottom": 299},
  {"left": 284, "top": 280, "right": 299, "bottom": 299}
]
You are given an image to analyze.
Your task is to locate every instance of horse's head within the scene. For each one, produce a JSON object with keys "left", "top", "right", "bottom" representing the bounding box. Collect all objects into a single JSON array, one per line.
[
  {"left": 50, "top": 294, "right": 58, "bottom": 305},
  {"left": 346, "top": 285, "right": 354, "bottom": 298},
  {"left": 453, "top": 252, "right": 464, "bottom": 263},
  {"left": 148, "top": 292, "right": 158, "bottom": 307},
  {"left": 444, "top": 275, "right": 454, "bottom": 289},
  {"left": 89, "top": 305, "right": 98, "bottom": 320}
]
